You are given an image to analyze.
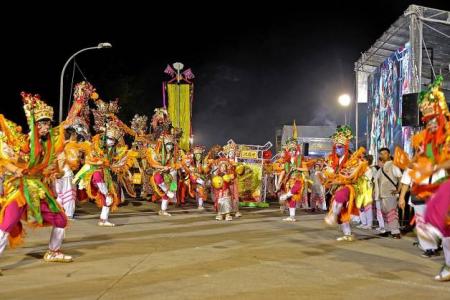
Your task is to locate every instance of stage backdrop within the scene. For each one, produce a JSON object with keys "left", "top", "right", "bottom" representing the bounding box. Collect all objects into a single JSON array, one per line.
[{"left": 367, "top": 43, "right": 413, "bottom": 157}]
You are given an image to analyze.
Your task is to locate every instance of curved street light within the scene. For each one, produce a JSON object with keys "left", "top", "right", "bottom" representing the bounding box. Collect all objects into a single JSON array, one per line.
[{"left": 59, "top": 42, "right": 112, "bottom": 122}]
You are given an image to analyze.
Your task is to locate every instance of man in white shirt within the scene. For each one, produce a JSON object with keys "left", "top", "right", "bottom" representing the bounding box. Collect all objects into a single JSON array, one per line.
[{"left": 375, "top": 148, "right": 402, "bottom": 239}]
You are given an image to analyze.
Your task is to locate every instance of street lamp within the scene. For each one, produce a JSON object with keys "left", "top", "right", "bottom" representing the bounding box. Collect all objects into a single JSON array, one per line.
[
  {"left": 338, "top": 94, "right": 351, "bottom": 125},
  {"left": 58, "top": 42, "right": 112, "bottom": 122}
]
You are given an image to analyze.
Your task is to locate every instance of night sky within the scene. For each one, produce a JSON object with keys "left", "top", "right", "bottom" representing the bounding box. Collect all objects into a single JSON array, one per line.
[{"left": 3, "top": 1, "right": 449, "bottom": 147}]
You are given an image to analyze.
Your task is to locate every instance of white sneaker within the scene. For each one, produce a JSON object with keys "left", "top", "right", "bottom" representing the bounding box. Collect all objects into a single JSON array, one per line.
[
  {"left": 435, "top": 265, "right": 450, "bottom": 282},
  {"left": 375, "top": 227, "right": 386, "bottom": 234},
  {"left": 215, "top": 215, "right": 224, "bottom": 221},
  {"left": 158, "top": 210, "right": 172, "bottom": 216},
  {"left": 197, "top": 206, "right": 205, "bottom": 211},
  {"left": 43, "top": 250, "right": 73, "bottom": 263},
  {"left": 225, "top": 215, "right": 233, "bottom": 221},
  {"left": 356, "top": 224, "right": 365, "bottom": 229},
  {"left": 336, "top": 235, "right": 355, "bottom": 242},
  {"left": 282, "top": 216, "right": 296, "bottom": 222},
  {"left": 98, "top": 220, "right": 115, "bottom": 227},
  {"left": 234, "top": 212, "right": 242, "bottom": 218}
]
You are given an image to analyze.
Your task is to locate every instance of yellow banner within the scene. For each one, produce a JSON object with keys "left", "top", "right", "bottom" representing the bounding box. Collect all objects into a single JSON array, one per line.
[{"left": 167, "top": 83, "right": 191, "bottom": 151}]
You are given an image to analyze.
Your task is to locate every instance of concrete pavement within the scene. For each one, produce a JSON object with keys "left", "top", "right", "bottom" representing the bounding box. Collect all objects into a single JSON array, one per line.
[{"left": 0, "top": 201, "right": 449, "bottom": 299}]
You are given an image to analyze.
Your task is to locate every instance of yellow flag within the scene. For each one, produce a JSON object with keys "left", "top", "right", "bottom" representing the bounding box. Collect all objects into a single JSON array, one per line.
[{"left": 293, "top": 120, "right": 298, "bottom": 139}]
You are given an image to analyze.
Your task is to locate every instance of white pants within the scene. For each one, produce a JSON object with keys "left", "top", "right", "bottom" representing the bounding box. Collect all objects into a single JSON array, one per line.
[
  {"left": 1, "top": 227, "right": 65, "bottom": 255},
  {"left": 0, "top": 230, "right": 8, "bottom": 256},
  {"left": 55, "top": 175, "right": 77, "bottom": 218},
  {"left": 48, "top": 227, "right": 65, "bottom": 251},
  {"left": 413, "top": 204, "right": 438, "bottom": 251},
  {"left": 443, "top": 237, "right": 450, "bottom": 266},
  {"left": 375, "top": 200, "right": 385, "bottom": 229}
]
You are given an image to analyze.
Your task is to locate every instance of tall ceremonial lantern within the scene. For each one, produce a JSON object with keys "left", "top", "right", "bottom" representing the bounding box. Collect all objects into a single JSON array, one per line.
[{"left": 163, "top": 62, "right": 194, "bottom": 152}]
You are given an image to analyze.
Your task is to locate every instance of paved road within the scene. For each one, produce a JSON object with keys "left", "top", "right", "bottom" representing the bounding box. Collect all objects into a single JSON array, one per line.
[{"left": 1, "top": 201, "right": 449, "bottom": 299}]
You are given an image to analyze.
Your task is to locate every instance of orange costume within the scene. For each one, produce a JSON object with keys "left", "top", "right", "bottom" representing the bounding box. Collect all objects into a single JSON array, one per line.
[{"left": 324, "top": 126, "right": 369, "bottom": 241}]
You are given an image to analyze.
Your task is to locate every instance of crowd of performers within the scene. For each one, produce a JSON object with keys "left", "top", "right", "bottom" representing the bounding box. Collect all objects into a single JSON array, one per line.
[{"left": 0, "top": 77, "right": 449, "bottom": 282}]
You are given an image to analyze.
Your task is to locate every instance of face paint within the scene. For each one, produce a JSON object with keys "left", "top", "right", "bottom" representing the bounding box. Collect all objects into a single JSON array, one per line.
[
  {"left": 426, "top": 118, "right": 438, "bottom": 132},
  {"left": 165, "top": 143, "right": 174, "bottom": 151},
  {"left": 336, "top": 145, "right": 345, "bottom": 157},
  {"left": 37, "top": 120, "right": 51, "bottom": 137},
  {"left": 106, "top": 138, "right": 116, "bottom": 147}
]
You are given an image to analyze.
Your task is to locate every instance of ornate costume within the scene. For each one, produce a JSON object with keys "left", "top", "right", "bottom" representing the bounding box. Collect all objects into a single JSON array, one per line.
[
  {"left": 212, "top": 158, "right": 236, "bottom": 221},
  {"left": 406, "top": 76, "right": 450, "bottom": 281},
  {"left": 277, "top": 137, "right": 308, "bottom": 222},
  {"left": 180, "top": 145, "right": 208, "bottom": 209},
  {"left": 147, "top": 133, "right": 181, "bottom": 216},
  {"left": 74, "top": 97, "right": 137, "bottom": 226},
  {"left": 54, "top": 81, "right": 94, "bottom": 219},
  {"left": 222, "top": 141, "right": 241, "bottom": 218},
  {"left": 324, "top": 126, "right": 369, "bottom": 241},
  {"left": 0, "top": 91, "right": 86, "bottom": 265}
]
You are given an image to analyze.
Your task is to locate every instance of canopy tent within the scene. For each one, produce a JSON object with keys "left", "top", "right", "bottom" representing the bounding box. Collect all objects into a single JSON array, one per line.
[{"left": 355, "top": 4, "right": 450, "bottom": 153}]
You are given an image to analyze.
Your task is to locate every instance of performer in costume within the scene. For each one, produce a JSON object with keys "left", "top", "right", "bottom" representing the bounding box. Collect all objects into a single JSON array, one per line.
[
  {"left": 222, "top": 141, "right": 242, "bottom": 218},
  {"left": 74, "top": 97, "right": 137, "bottom": 227},
  {"left": 277, "top": 137, "right": 308, "bottom": 222},
  {"left": 54, "top": 82, "right": 94, "bottom": 219},
  {"left": 400, "top": 76, "right": 450, "bottom": 281},
  {"left": 211, "top": 158, "right": 236, "bottom": 221},
  {"left": 114, "top": 114, "right": 152, "bottom": 199},
  {"left": 323, "top": 126, "right": 370, "bottom": 241},
  {"left": 0, "top": 91, "right": 88, "bottom": 267},
  {"left": 180, "top": 145, "right": 208, "bottom": 210},
  {"left": 147, "top": 133, "right": 181, "bottom": 216}
]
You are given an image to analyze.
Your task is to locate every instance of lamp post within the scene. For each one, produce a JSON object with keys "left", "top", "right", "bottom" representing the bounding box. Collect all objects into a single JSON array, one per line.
[
  {"left": 338, "top": 94, "right": 351, "bottom": 125},
  {"left": 58, "top": 42, "right": 112, "bottom": 122}
]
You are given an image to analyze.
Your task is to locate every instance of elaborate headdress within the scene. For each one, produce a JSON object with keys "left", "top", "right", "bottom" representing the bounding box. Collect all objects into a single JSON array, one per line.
[
  {"left": 223, "top": 140, "right": 239, "bottom": 156},
  {"left": 283, "top": 137, "right": 298, "bottom": 151},
  {"left": 105, "top": 121, "right": 124, "bottom": 141},
  {"left": 193, "top": 145, "right": 206, "bottom": 155},
  {"left": 151, "top": 108, "right": 170, "bottom": 126},
  {"left": 284, "top": 120, "right": 299, "bottom": 151},
  {"left": 92, "top": 98, "right": 121, "bottom": 133},
  {"left": 151, "top": 107, "right": 172, "bottom": 139},
  {"left": 66, "top": 116, "right": 91, "bottom": 140},
  {"left": 21, "top": 92, "right": 54, "bottom": 124},
  {"left": 131, "top": 114, "right": 148, "bottom": 134},
  {"left": 418, "top": 75, "right": 449, "bottom": 121},
  {"left": 65, "top": 81, "right": 96, "bottom": 137},
  {"left": 73, "top": 81, "right": 95, "bottom": 102},
  {"left": 330, "top": 125, "right": 353, "bottom": 145}
]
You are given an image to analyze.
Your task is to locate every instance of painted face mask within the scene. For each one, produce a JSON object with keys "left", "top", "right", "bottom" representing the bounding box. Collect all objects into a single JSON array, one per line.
[
  {"left": 106, "top": 138, "right": 116, "bottom": 147},
  {"left": 336, "top": 145, "right": 345, "bottom": 157},
  {"left": 165, "top": 143, "right": 174, "bottom": 152}
]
